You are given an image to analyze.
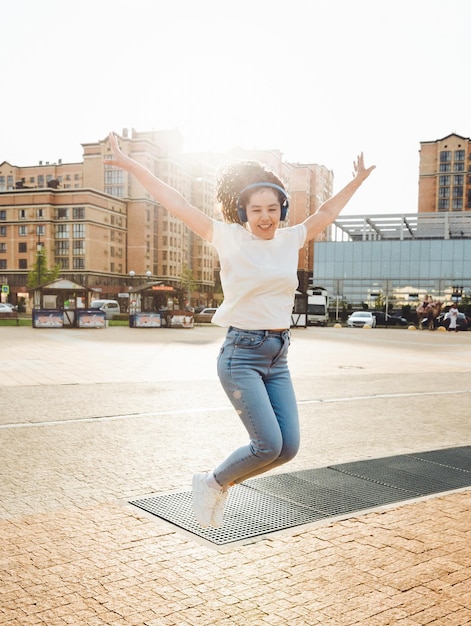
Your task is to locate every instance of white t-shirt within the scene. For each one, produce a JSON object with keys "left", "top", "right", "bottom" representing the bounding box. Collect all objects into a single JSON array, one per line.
[{"left": 209, "top": 221, "right": 307, "bottom": 330}]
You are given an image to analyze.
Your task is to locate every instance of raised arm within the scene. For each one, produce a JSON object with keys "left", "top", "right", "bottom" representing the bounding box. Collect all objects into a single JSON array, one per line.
[
  {"left": 303, "top": 153, "right": 375, "bottom": 241},
  {"left": 104, "top": 132, "right": 213, "bottom": 241}
]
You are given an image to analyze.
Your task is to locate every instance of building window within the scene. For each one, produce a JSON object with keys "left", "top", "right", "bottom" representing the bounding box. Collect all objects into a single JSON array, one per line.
[
  {"left": 19, "top": 259, "right": 27, "bottom": 269},
  {"left": 0, "top": 176, "right": 5, "bottom": 190},
  {"left": 440, "top": 150, "right": 452, "bottom": 162},
  {"left": 453, "top": 186, "right": 463, "bottom": 197},
  {"left": 454, "top": 174, "right": 464, "bottom": 185},
  {"left": 38, "top": 175, "right": 44, "bottom": 186},
  {"left": 438, "top": 187, "right": 449, "bottom": 198},
  {"left": 55, "top": 241, "right": 69, "bottom": 254},
  {"left": 73, "top": 258, "right": 85, "bottom": 269},
  {"left": 73, "top": 206, "right": 85, "bottom": 219},
  {"left": 439, "top": 163, "right": 451, "bottom": 172},
  {"left": 55, "top": 258, "right": 69, "bottom": 269},
  {"left": 73, "top": 241, "right": 85, "bottom": 254},
  {"left": 0, "top": 243, "right": 6, "bottom": 253},
  {"left": 19, "top": 242, "right": 27, "bottom": 253},
  {"left": 104, "top": 167, "right": 125, "bottom": 198},
  {"left": 454, "top": 150, "right": 465, "bottom": 161},
  {"left": 105, "top": 169, "right": 124, "bottom": 184},
  {"left": 56, "top": 208, "right": 69, "bottom": 219},
  {"left": 439, "top": 175, "right": 450, "bottom": 186},
  {"left": 73, "top": 224, "right": 85, "bottom": 238},
  {"left": 452, "top": 198, "right": 463, "bottom": 210},
  {"left": 0, "top": 226, "right": 6, "bottom": 236},
  {"left": 7, "top": 175, "right": 13, "bottom": 189},
  {"left": 0, "top": 210, "right": 6, "bottom": 221},
  {"left": 19, "top": 209, "right": 27, "bottom": 219},
  {"left": 19, "top": 225, "right": 28, "bottom": 236},
  {"left": 36, "top": 208, "right": 44, "bottom": 218},
  {"left": 36, "top": 225, "right": 45, "bottom": 237},
  {"left": 56, "top": 224, "right": 69, "bottom": 238},
  {"left": 0, "top": 260, "right": 6, "bottom": 269},
  {"left": 454, "top": 162, "right": 465, "bottom": 172},
  {"left": 104, "top": 185, "right": 124, "bottom": 197},
  {"left": 437, "top": 199, "right": 449, "bottom": 211}
]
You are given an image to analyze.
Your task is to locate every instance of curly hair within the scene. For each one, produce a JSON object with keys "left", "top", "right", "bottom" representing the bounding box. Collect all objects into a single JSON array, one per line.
[{"left": 216, "top": 161, "right": 286, "bottom": 224}]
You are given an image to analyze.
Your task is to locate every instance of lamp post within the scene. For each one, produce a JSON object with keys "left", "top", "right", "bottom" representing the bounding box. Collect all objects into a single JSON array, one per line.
[
  {"left": 129, "top": 271, "right": 136, "bottom": 313},
  {"left": 37, "top": 231, "right": 42, "bottom": 287}
]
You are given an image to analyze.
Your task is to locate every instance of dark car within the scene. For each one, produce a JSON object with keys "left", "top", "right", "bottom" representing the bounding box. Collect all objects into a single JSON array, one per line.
[
  {"left": 436, "top": 311, "right": 469, "bottom": 331},
  {"left": 371, "top": 311, "right": 408, "bottom": 326}
]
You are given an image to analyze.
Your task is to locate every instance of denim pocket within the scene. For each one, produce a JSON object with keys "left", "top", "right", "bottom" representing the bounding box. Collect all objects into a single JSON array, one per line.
[{"left": 234, "top": 332, "right": 265, "bottom": 349}]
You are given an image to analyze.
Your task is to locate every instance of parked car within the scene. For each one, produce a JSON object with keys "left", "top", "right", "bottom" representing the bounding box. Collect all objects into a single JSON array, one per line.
[
  {"left": 194, "top": 307, "right": 217, "bottom": 323},
  {"left": 0, "top": 302, "right": 18, "bottom": 313},
  {"left": 90, "top": 299, "right": 121, "bottom": 320},
  {"left": 0, "top": 302, "right": 16, "bottom": 313},
  {"left": 436, "top": 311, "right": 469, "bottom": 331},
  {"left": 371, "top": 310, "right": 408, "bottom": 326},
  {"left": 347, "top": 311, "right": 376, "bottom": 328}
]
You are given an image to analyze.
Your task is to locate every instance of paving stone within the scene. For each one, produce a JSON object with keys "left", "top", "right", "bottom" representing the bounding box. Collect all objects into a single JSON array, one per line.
[{"left": 0, "top": 327, "right": 470, "bottom": 625}]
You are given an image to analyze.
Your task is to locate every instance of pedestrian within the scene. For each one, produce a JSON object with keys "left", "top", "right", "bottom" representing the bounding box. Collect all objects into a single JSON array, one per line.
[
  {"left": 448, "top": 303, "right": 459, "bottom": 332},
  {"left": 105, "top": 132, "right": 375, "bottom": 528}
]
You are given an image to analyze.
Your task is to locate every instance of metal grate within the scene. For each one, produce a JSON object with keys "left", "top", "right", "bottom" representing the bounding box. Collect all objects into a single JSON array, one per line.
[{"left": 129, "top": 445, "right": 471, "bottom": 546}]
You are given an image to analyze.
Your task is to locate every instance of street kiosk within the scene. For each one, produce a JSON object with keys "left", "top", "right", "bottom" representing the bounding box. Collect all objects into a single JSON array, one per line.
[{"left": 32, "top": 279, "right": 106, "bottom": 329}]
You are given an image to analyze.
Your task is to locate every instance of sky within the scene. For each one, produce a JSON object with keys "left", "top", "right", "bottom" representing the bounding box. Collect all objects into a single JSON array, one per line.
[{"left": 1, "top": 0, "right": 469, "bottom": 215}]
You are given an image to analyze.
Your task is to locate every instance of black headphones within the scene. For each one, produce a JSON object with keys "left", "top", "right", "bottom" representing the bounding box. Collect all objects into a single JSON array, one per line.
[{"left": 236, "top": 182, "right": 289, "bottom": 223}]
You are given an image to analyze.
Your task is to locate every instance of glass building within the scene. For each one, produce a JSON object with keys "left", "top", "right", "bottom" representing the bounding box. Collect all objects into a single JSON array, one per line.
[{"left": 313, "top": 213, "right": 471, "bottom": 310}]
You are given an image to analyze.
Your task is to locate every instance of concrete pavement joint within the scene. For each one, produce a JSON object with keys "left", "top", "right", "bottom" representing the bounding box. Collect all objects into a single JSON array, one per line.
[{"left": 1, "top": 388, "right": 470, "bottom": 430}]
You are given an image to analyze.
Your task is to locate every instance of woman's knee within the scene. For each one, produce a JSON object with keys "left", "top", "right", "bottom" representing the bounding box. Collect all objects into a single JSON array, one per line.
[
  {"left": 251, "top": 435, "right": 283, "bottom": 464},
  {"left": 276, "top": 436, "right": 300, "bottom": 465}
]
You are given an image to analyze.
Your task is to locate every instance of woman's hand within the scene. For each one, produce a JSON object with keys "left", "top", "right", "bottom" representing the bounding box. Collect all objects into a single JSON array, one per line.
[
  {"left": 353, "top": 152, "right": 376, "bottom": 182},
  {"left": 103, "top": 132, "right": 128, "bottom": 168},
  {"left": 303, "top": 152, "right": 375, "bottom": 241}
]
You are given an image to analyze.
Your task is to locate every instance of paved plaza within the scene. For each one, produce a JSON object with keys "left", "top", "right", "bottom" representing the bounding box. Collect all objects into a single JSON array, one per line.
[{"left": 0, "top": 325, "right": 470, "bottom": 625}]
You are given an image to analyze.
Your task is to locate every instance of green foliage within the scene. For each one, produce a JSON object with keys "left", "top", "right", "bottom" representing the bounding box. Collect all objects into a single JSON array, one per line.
[
  {"left": 27, "top": 249, "right": 60, "bottom": 289},
  {"left": 374, "top": 293, "right": 385, "bottom": 310},
  {"left": 178, "top": 265, "right": 196, "bottom": 308}
]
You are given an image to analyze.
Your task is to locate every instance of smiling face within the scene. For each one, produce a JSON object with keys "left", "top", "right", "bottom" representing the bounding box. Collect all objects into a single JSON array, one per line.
[{"left": 244, "top": 188, "right": 281, "bottom": 240}]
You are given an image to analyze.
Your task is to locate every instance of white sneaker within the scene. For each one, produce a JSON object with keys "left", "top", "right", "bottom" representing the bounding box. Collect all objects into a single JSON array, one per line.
[
  {"left": 192, "top": 473, "right": 221, "bottom": 528},
  {"left": 211, "top": 490, "right": 229, "bottom": 528}
]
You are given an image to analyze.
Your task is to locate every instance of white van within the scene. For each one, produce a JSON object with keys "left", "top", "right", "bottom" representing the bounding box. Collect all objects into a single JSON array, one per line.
[{"left": 90, "top": 299, "right": 120, "bottom": 320}]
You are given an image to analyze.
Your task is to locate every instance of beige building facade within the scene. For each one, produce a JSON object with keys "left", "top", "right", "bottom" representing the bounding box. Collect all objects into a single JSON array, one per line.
[
  {"left": 285, "top": 162, "right": 333, "bottom": 292},
  {"left": 0, "top": 128, "right": 332, "bottom": 308},
  {"left": 418, "top": 133, "right": 471, "bottom": 214}
]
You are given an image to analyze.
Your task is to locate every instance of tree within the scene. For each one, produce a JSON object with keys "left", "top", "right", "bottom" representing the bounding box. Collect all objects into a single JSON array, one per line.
[
  {"left": 374, "top": 294, "right": 384, "bottom": 310},
  {"left": 27, "top": 248, "right": 60, "bottom": 289},
  {"left": 178, "top": 265, "right": 196, "bottom": 308}
]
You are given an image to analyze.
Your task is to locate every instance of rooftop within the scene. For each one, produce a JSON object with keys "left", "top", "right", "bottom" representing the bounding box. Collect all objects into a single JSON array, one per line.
[{"left": 332, "top": 211, "right": 471, "bottom": 241}]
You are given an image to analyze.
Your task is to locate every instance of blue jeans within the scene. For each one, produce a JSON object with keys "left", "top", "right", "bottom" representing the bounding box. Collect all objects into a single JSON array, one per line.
[{"left": 213, "top": 326, "right": 300, "bottom": 487}]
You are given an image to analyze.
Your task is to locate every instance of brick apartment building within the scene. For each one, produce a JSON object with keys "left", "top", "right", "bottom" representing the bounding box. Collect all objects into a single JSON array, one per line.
[
  {"left": 418, "top": 132, "right": 471, "bottom": 213},
  {"left": 0, "top": 128, "right": 333, "bottom": 308}
]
